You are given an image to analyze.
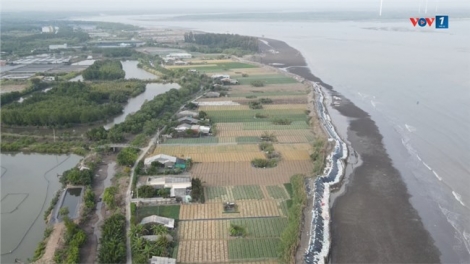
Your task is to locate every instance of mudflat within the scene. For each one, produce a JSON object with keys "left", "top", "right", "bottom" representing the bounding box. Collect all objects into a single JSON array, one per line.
[{"left": 256, "top": 38, "right": 440, "bottom": 263}]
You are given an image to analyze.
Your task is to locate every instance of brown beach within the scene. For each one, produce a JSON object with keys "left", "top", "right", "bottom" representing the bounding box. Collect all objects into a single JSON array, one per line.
[{"left": 255, "top": 38, "right": 441, "bottom": 263}]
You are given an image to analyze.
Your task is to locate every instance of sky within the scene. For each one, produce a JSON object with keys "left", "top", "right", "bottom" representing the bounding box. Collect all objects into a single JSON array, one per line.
[{"left": 1, "top": 0, "right": 468, "bottom": 12}]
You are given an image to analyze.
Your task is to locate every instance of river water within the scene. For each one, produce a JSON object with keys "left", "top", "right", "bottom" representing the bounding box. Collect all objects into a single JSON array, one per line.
[
  {"left": 78, "top": 14, "right": 470, "bottom": 262},
  {"left": 104, "top": 60, "right": 180, "bottom": 129},
  {"left": 0, "top": 153, "right": 81, "bottom": 263}
]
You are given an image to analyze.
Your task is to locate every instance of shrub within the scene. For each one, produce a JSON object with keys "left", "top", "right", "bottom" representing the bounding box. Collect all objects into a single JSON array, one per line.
[
  {"left": 191, "top": 178, "right": 204, "bottom": 203},
  {"left": 259, "top": 142, "right": 275, "bottom": 152},
  {"left": 229, "top": 224, "right": 247, "bottom": 237},
  {"left": 255, "top": 113, "right": 269, "bottom": 118},
  {"left": 250, "top": 80, "right": 264, "bottom": 87},
  {"left": 251, "top": 158, "right": 277, "bottom": 168},
  {"left": 246, "top": 95, "right": 257, "bottom": 99},
  {"left": 260, "top": 131, "right": 277, "bottom": 142},
  {"left": 242, "top": 73, "right": 249, "bottom": 77},
  {"left": 248, "top": 101, "right": 263, "bottom": 109},
  {"left": 259, "top": 98, "right": 273, "bottom": 104},
  {"left": 272, "top": 118, "right": 292, "bottom": 125}
]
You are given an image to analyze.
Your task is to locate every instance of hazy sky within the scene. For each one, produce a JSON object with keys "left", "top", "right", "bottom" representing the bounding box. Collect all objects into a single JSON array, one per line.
[{"left": 1, "top": 0, "right": 468, "bottom": 12}]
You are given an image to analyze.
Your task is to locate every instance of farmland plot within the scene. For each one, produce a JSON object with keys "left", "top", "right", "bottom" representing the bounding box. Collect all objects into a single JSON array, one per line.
[
  {"left": 217, "top": 129, "right": 314, "bottom": 138},
  {"left": 162, "top": 137, "right": 219, "bottom": 144},
  {"left": 204, "top": 109, "right": 306, "bottom": 123},
  {"left": 187, "top": 152, "right": 265, "bottom": 162},
  {"left": 229, "top": 83, "right": 307, "bottom": 92},
  {"left": 177, "top": 240, "right": 228, "bottom": 263},
  {"left": 230, "top": 217, "right": 288, "bottom": 238},
  {"left": 191, "top": 161, "right": 313, "bottom": 185},
  {"left": 205, "top": 186, "right": 234, "bottom": 202},
  {"left": 229, "top": 91, "right": 306, "bottom": 97},
  {"left": 242, "top": 121, "right": 310, "bottom": 130},
  {"left": 266, "top": 185, "right": 289, "bottom": 200},
  {"left": 232, "top": 185, "right": 264, "bottom": 200},
  {"left": 228, "top": 239, "right": 280, "bottom": 260},
  {"left": 179, "top": 200, "right": 281, "bottom": 219},
  {"left": 199, "top": 105, "right": 250, "bottom": 111},
  {"left": 178, "top": 220, "right": 230, "bottom": 240},
  {"left": 237, "top": 74, "right": 298, "bottom": 85},
  {"left": 154, "top": 144, "right": 259, "bottom": 155}
]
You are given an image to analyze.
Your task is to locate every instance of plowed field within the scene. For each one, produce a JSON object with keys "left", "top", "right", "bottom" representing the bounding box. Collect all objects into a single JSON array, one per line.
[
  {"left": 179, "top": 200, "right": 282, "bottom": 219},
  {"left": 191, "top": 161, "right": 312, "bottom": 185}
]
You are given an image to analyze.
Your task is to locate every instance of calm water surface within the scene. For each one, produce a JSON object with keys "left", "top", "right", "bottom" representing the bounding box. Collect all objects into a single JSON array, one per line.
[{"left": 1, "top": 153, "right": 81, "bottom": 263}]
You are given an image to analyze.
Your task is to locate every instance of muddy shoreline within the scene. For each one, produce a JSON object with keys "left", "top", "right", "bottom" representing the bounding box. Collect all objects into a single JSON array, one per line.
[{"left": 256, "top": 38, "right": 440, "bottom": 263}]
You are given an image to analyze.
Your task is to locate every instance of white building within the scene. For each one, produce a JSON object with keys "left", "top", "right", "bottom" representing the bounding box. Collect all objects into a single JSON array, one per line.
[
  {"left": 144, "top": 154, "right": 177, "bottom": 167},
  {"left": 140, "top": 215, "right": 175, "bottom": 229},
  {"left": 166, "top": 53, "right": 192, "bottom": 59},
  {"left": 211, "top": 74, "right": 230, "bottom": 79},
  {"left": 149, "top": 256, "right": 177, "bottom": 264},
  {"left": 145, "top": 176, "right": 192, "bottom": 197},
  {"left": 49, "top": 44, "right": 68, "bottom": 50}
]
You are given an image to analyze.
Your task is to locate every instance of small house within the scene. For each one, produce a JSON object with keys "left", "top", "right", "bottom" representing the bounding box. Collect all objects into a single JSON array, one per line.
[
  {"left": 177, "top": 116, "right": 199, "bottom": 125},
  {"left": 176, "top": 110, "right": 199, "bottom": 118},
  {"left": 146, "top": 176, "right": 191, "bottom": 197},
  {"left": 140, "top": 215, "right": 175, "bottom": 229},
  {"left": 175, "top": 123, "right": 191, "bottom": 132},
  {"left": 211, "top": 74, "right": 230, "bottom": 80},
  {"left": 199, "top": 126, "right": 211, "bottom": 134},
  {"left": 190, "top": 125, "right": 200, "bottom": 132},
  {"left": 205, "top": 92, "right": 220, "bottom": 98},
  {"left": 144, "top": 154, "right": 177, "bottom": 168},
  {"left": 150, "top": 256, "right": 177, "bottom": 264}
]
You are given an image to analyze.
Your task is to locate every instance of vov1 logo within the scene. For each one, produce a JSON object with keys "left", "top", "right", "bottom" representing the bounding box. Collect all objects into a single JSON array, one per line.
[{"left": 410, "top": 16, "right": 449, "bottom": 29}]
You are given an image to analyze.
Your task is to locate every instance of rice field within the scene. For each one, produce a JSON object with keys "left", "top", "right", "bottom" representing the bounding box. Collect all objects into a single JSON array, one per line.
[
  {"left": 242, "top": 121, "right": 310, "bottom": 130},
  {"left": 177, "top": 240, "right": 228, "bottom": 263},
  {"left": 229, "top": 83, "right": 307, "bottom": 92},
  {"left": 187, "top": 152, "right": 266, "bottom": 162},
  {"left": 217, "top": 129, "right": 314, "bottom": 138},
  {"left": 167, "top": 62, "right": 257, "bottom": 72},
  {"left": 155, "top": 144, "right": 260, "bottom": 155}
]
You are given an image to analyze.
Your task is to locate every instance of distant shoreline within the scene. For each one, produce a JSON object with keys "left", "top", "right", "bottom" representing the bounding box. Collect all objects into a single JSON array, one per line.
[{"left": 253, "top": 37, "right": 441, "bottom": 263}]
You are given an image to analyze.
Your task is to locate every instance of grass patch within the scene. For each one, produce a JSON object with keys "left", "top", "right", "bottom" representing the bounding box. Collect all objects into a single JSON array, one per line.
[
  {"left": 232, "top": 185, "right": 264, "bottom": 200},
  {"left": 136, "top": 205, "right": 180, "bottom": 222},
  {"left": 236, "top": 136, "right": 261, "bottom": 144},
  {"left": 205, "top": 109, "right": 305, "bottom": 123},
  {"left": 283, "top": 183, "right": 293, "bottom": 198}
]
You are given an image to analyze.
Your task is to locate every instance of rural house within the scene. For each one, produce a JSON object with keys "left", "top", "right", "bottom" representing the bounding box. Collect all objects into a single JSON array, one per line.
[
  {"left": 176, "top": 110, "right": 199, "bottom": 118},
  {"left": 140, "top": 215, "right": 175, "bottom": 229},
  {"left": 149, "top": 256, "right": 177, "bottom": 264},
  {"left": 205, "top": 91, "right": 220, "bottom": 98},
  {"left": 144, "top": 154, "right": 187, "bottom": 169},
  {"left": 177, "top": 116, "right": 199, "bottom": 125},
  {"left": 145, "top": 176, "right": 192, "bottom": 198},
  {"left": 175, "top": 123, "right": 191, "bottom": 132}
]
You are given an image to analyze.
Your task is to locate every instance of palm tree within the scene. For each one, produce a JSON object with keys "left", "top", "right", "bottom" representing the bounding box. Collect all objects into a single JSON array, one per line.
[
  {"left": 151, "top": 224, "right": 167, "bottom": 236},
  {"left": 130, "top": 224, "right": 144, "bottom": 238},
  {"left": 131, "top": 236, "right": 145, "bottom": 253},
  {"left": 142, "top": 241, "right": 157, "bottom": 259}
]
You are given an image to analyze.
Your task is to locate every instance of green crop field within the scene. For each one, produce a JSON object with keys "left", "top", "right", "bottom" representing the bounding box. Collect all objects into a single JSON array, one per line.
[
  {"left": 232, "top": 185, "right": 264, "bottom": 200},
  {"left": 235, "top": 136, "right": 261, "bottom": 143},
  {"left": 230, "top": 217, "right": 288, "bottom": 238},
  {"left": 243, "top": 121, "right": 310, "bottom": 130},
  {"left": 230, "top": 91, "right": 306, "bottom": 97},
  {"left": 205, "top": 186, "right": 228, "bottom": 200},
  {"left": 279, "top": 200, "right": 292, "bottom": 217},
  {"left": 162, "top": 137, "right": 219, "bottom": 144},
  {"left": 228, "top": 238, "right": 280, "bottom": 260},
  {"left": 185, "top": 62, "right": 257, "bottom": 72},
  {"left": 136, "top": 205, "right": 180, "bottom": 222},
  {"left": 206, "top": 109, "right": 306, "bottom": 123},
  {"left": 266, "top": 186, "right": 289, "bottom": 199},
  {"left": 237, "top": 75, "right": 298, "bottom": 85}
]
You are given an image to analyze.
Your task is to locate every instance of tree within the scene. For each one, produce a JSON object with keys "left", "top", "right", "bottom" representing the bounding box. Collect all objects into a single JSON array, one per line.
[
  {"left": 198, "top": 111, "right": 207, "bottom": 119},
  {"left": 103, "top": 187, "right": 117, "bottom": 209},
  {"left": 59, "top": 206, "right": 70, "bottom": 219},
  {"left": 117, "top": 147, "right": 139, "bottom": 167},
  {"left": 151, "top": 224, "right": 168, "bottom": 236}
]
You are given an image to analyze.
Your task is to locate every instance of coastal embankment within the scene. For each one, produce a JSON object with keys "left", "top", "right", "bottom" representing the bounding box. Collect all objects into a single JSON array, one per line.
[{"left": 255, "top": 38, "right": 441, "bottom": 263}]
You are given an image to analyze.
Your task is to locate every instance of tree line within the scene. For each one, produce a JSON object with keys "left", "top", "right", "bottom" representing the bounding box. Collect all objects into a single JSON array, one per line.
[
  {"left": 1, "top": 81, "right": 145, "bottom": 127},
  {"left": 82, "top": 60, "right": 125, "bottom": 80},
  {"left": 184, "top": 32, "right": 259, "bottom": 53}
]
